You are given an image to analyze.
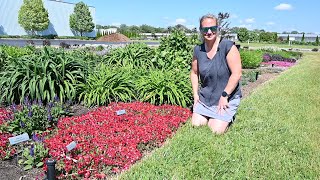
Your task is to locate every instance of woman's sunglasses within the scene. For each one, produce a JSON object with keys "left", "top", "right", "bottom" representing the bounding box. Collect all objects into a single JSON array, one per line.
[{"left": 200, "top": 26, "right": 218, "bottom": 33}]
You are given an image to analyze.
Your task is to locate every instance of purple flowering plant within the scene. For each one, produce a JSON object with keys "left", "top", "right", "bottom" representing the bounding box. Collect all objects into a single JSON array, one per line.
[{"left": 1, "top": 96, "right": 69, "bottom": 136}]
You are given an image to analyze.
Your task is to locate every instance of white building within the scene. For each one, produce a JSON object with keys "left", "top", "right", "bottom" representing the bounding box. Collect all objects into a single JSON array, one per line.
[
  {"left": 0, "top": 0, "right": 96, "bottom": 37},
  {"left": 277, "top": 34, "right": 319, "bottom": 42}
]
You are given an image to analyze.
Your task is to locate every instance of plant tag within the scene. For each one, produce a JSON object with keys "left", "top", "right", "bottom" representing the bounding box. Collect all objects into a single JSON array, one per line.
[
  {"left": 116, "top": 109, "right": 126, "bottom": 115},
  {"left": 66, "top": 141, "right": 77, "bottom": 151},
  {"left": 9, "top": 133, "right": 30, "bottom": 145}
]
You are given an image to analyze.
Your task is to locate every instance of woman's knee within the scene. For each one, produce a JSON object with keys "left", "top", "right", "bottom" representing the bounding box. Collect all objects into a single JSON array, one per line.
[
  {"left": 191, "top": 113, "right": 207, "bottom": 126},
  {"left": 208, "top": 119, "right": 229, "bottom": 134}
]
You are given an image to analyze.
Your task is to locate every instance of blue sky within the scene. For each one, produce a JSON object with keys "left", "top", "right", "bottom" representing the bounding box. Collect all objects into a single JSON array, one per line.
[{"left": 67, "top": 0, "right": 319, "bottom": 34}]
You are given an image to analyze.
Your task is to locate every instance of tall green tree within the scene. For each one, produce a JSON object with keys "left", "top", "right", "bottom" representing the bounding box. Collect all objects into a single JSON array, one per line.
[
  {"left": 316, "top": 36, "right": 319, "bottom": 46},
  {"left": 287, "top": 35, "right": 290, "bottom": 42},
  {"left": 237, "top": 27, "right": 249, "bottom": 42},
  {"left": 18, "top": 0, "right": 49, "bottom": 35},
  {"left": 301, "top": 33, "right": 305, "bottom": 42},
  {"left": 69, "top": 1, "right": 95, "bottom": 36}
]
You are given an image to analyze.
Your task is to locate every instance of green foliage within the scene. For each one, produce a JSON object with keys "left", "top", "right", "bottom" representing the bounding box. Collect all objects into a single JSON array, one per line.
[
  {"left": 1, "top": 100, "right": 67, "bottom": 136},
  {"left": 18, "top": 142, "right": 48, "bottom": 170},
  {"left": 259, "top": 32, "right": 277, "bottom": 43},
  {"left": 78, "top": 64, "right": 137, "bottom": 107},
  {"left": 301, "top": 33, "right": 305, "bottom": 42},
  {"left": 69, "top": 2, "right": 95, "bottom": 36},
  {"left": 242, "top": 70, "right": 259, "bottom": 86},
  {"left": 188, "top": 33, "right": 201, "bottom": 45},
  {"left": 136, "top": 69, "right": 192, "bottom": 107},
  {"left": 240, "top": 50, "right": 263, "bottom": 69},
  {"left": 249, "top": 31, "right": 259, "bottom": 42},
  {"left": 0, "top": 47, "right": 86, "bottom": 104},
  {"left": 103, "top": 43, "right": 155, "bottom": 69},
  {"left": 238, "top": 28, "right": 249, "bottom": 42},
  {"left": 18, "top": 0, "right": 49, "bottom": 35},
  {"left": 0, "top": 45, "right": 35, "bottom": 71},
  {"left": 154, "top": 29, "right": 193, "bottom": 70},
  {"left": 316, "top": 36, "right": 319, "bottom": 46}
]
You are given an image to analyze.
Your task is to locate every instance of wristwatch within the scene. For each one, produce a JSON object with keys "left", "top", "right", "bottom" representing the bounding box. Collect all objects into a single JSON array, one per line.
[{"left": 222, "top": 91, "right": 230, "bottom": 98}]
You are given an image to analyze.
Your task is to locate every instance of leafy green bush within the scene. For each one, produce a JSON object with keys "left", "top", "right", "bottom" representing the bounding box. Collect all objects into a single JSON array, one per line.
[
  {"left": 0, "top": 47, "right": 86, "bottom": 104},
  {"left": 103, "top": 43, "right": 155, "bottom": 69},
  {"left": 153, "top": 29, "right": 193, "bottom": 70},
  {"left": 136, "top": 69, "right": 192, "bottom": 107},
  {"left": 78, "top": 64, "right": 137, "bottom": 107},
  {"left": 240, "top": 50, "right": 263, "bottom": 69}
]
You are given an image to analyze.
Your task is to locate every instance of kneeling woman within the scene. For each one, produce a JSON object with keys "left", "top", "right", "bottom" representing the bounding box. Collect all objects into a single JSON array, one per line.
[{"left": 190, "top": 14, "right": 242, "bottom": 134}]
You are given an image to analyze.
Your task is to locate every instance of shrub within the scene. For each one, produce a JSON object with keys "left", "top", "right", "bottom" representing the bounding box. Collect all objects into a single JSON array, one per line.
[
  {"left": 240, "top": 50, "right": 263, "bottom": 69},
  {"left": 42, "top": 39, "right": 51, "bottom": 46},
  {"left": 59, "top": 42, "right": 70, "bottom": 49},
  {"left": 0, "top": 47, "right": 86, "bottom": 104},
  {"left": 311, "top": 48, "right": 318, "bottom": 52},
  {"left": 96, "top": 45, "right": 104, "bottom": 51},
  {"left": 153, "top": 29, "right": 193, "bottom": 71},
  {"left": 78, "top": 64, "right": 137, "bottom": 107},
  {"left": 136, "top": 69, "right": 192, "bottom": 107}
]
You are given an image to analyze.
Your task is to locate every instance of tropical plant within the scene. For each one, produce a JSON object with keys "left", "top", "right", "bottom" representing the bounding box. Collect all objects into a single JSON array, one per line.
[
  {"left": 136, "top": 69, "right": 192, "bottom": 107},
  {"left": 69, "top": 2, "right": 95, "bottom": 36},
  {"left": 78, "top": 64, "right": 137, "bottom": 107},
  {"left": 0, "top": 47, "right": 86, "bottom": 104},
  {"left": 18, "top": 0, "right": 49, "bottom": 35}
]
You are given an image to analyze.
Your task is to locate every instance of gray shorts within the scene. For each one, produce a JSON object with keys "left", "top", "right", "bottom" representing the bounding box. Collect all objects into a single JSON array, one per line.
[{"left": 193, "top": 95, "right": 241, "bottom": 122}]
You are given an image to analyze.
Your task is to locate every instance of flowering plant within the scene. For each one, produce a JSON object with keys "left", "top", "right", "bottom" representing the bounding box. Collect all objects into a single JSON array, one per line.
[{"left": 44, "top": 102, "right": 191, "bottom": 179}]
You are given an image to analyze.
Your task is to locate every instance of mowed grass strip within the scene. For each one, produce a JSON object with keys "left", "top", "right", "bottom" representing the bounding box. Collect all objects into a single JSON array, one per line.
[{"left": 120, "top": 52, "right": 320, "bottom": 180}]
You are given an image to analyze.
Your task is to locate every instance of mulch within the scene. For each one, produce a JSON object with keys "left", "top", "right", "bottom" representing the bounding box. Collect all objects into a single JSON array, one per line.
[{"left": 96, "top": 33, "right": 131, "bottom": 42}]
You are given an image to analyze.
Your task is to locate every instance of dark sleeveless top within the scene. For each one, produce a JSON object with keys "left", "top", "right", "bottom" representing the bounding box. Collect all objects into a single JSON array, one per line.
[{"left": 193, "top": 39, "right": 242, "bottom": 106}]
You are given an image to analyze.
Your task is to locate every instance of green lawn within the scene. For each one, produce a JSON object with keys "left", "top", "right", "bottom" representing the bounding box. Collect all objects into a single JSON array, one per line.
[
  {"left": 120, "top": 52, "right": 320, "bottom": 179},
  {"left": 239, "top": 42, "right": 319, "bottom": 49}
]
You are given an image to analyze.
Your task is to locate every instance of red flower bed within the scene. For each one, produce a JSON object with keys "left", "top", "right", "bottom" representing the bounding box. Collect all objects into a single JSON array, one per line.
[
  {"left": 44, "top": 102, "right": 191, "bottom": 178},
  {"left": 0, "top": 108, "right": 15, "bottom": 160}
]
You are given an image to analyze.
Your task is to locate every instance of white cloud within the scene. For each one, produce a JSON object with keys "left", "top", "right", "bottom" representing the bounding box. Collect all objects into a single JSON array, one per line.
[
  {"left": 244, "top": 18, "right": 255, "bottom": 24},
  {"left": 111, "top": 23, "right": 121, "bottom": 27},
  {"left": 266, "top": 21, "right": 275, "bottom": 25},
  {"left": 175, "top": 18, "right": 187, "bottom": 24},
  {"left": 274, "top": 3, "right": 293, "bottom": 10},
  {"left": 238, "top": 24, "right": 253, "bottom": 30}
]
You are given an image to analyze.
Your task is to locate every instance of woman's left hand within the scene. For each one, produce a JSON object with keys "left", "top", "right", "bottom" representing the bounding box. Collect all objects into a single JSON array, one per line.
[{"left": 217, "top": 96, "right": 229, "bottom": 115}]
